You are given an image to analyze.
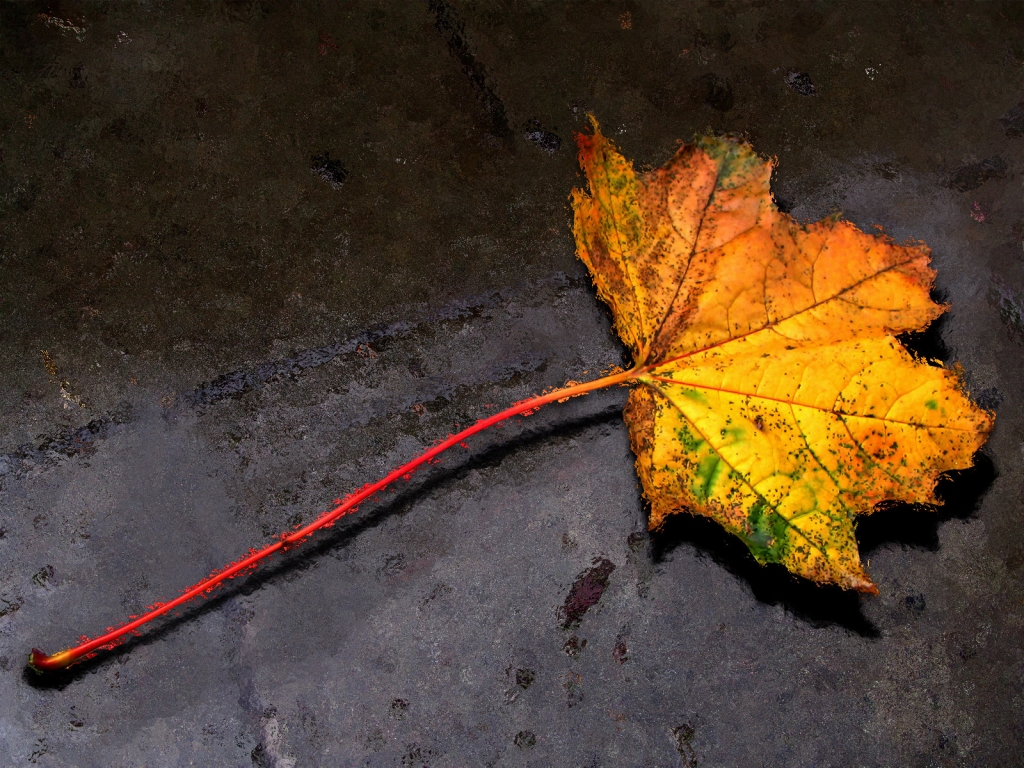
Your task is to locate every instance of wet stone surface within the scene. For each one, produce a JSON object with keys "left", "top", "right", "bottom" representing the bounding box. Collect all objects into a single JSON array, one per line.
[{"left": 2, "top": 2, "right": 1024, "bottom": 766}]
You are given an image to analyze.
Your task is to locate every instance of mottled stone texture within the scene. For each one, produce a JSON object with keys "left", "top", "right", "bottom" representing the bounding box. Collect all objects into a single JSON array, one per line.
[{"left": 1, "top": 2, "right": 1022, "bottom": 766}]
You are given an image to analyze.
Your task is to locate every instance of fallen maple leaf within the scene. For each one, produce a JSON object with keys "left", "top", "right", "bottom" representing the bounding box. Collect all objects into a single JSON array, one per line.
[
  {"left": 571, "top": 116, "right": 993, "bottom": 592},
  {"left": 28, "top": 116, "right": 996, "bottom": 673}
]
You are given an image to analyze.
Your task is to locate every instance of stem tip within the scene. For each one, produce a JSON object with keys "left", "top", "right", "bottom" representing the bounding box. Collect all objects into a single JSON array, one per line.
[{"left": 28, "top": 648, "right": 74, "bottom": 673}]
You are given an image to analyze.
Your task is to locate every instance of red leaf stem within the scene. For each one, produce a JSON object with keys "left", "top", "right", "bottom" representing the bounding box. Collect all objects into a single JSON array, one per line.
[{"left": 29, "top": 368, "right": 634, "bottom": 672}]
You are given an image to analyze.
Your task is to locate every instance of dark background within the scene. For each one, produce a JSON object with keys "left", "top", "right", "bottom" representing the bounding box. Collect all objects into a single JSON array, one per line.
[{"left": 2, "top": 2, "right": 1023, "bottom": 765}]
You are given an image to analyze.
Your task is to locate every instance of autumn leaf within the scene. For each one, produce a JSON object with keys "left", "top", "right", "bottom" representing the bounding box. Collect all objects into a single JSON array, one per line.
[
  {"left": 27, "top": 116, "right": 998, "bottom": 674},
  {"left": 571, "top": 117, "right": 993, "bottom": 592}
]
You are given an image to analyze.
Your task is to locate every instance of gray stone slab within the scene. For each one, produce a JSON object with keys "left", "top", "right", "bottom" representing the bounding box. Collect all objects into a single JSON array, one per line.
[{"left": 1, "top": 2, "right": 1022, "bottom": 766}]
